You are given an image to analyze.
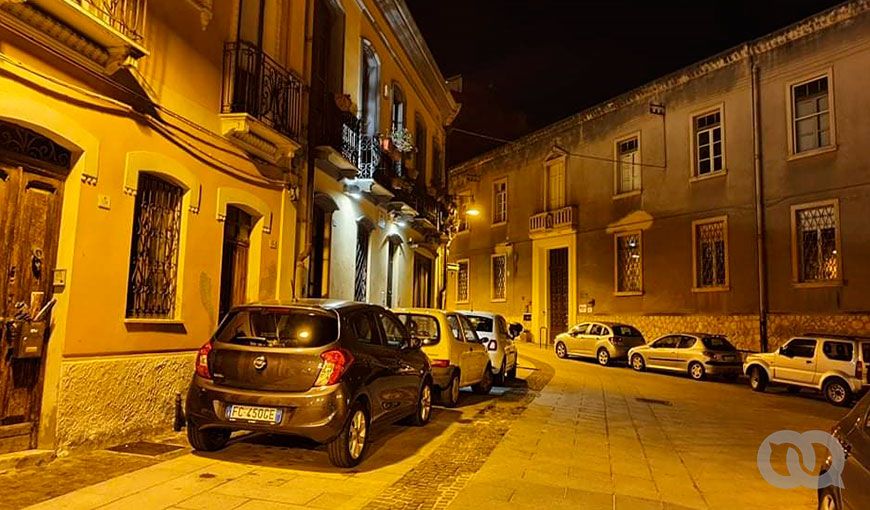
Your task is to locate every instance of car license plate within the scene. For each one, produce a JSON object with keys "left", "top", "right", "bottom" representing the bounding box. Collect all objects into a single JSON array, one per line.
[{"left": 227, "top": 405, "right": 283, "bottom": 424}]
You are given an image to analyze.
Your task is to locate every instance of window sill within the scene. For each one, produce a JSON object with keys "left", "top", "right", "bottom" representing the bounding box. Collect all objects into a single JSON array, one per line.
[
  {"left": 692, "top": 286, "right": 730, "bottom": 293},
  {"left": 690, "top": 170, "right": 727, "bottom": 183},
  {"left": 613, "top": 190, "right": 642, "bottom": 200},
  {"left": 491, "top": 221, "right": 507, "bottom": 228},
  {"left": 792, "top": 280, "right": 843, "bottom": 289},
  {"left": 124, "top": 318, "right": 185, "bottom": 326},
  {"left": 491, "top": 298, "right": 507, "bottom": 303},
  {"left": 787, "top": 145, "right": 837, "bottom": 162},
  {"left": 456, "top": 300, "right": 470, "bottom": 305},
  {"left": 614, "top": 291, "right": 643, "bottom": 297}
]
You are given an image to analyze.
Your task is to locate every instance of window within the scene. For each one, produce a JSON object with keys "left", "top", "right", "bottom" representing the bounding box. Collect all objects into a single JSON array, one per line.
[
  {"left": 546, "top": 159, "right": 566, "bottom": 211},
  {"left": 783, "top": 339, "right": 817, "bottom": 358},
  {"left": 588, "top": 324, "right": 604, "bottom": 336},
  {"left": 455, "top": 193, "right": 471, "bottom": 232},
  {"left": 677, "top": 336, "right": 697, "bottom": 349},
  {"left": 446, "top": 314, "right": 463, "bottom": 341},
  {"left": 349, "top": 313, "right": 377, "bottom": 345},
  {"left": 652, "top": 336, "right": 678, "bottom": 349},
  {"left": 456, "top": 259, "right": 469, "bottom": 303},
  {"left": 615, "top": 136, "right": 640, "bottom": 195},
  {"left": 693, "top": 217, "right": 728, "bottom": 289},
  {"left": 570, "top": 323, "right": 589, "bottom": 335},
  {"left": 465, "top": 314, "right": 494, "bottom": 333},
  {"left": 360, "top": 40, "right": 380, "bottom": 136},
  {"left": 378, "top": 312, "right": 408, "bottom": 349},
  {"left": 613, "top": 325, "right": 642, "bottom": 337},
  {"left": 354, "top": 222, "right": 371, "bottom": 302},
  {"left": 397, "top": 313, "right": 441, "bottom": 346},
  {"left": 414, "top": 116, "right": 427, "bottom": 182},
  {"left": 791, "top": 75, "right": 832, "bottom": 154},
  {"left": 614, "top": 231, "right": 642, "bottom": 294},
  {"left": 215, "top": 308, "right": 339, "bottom": 348},
  {"left": 702, "top": 337, "right": 735, "bottom": 351},
  {"left": 491, "top": 254, "right": 507, "bottom": 302},
  {"left": 792, "top": 201, "right": 840, "bottom": 284},
  {"left": 458, "top": 315, "right": 480, "bottom": 343},
  {"left": 823, "top": 341, "right": 853, "bottom": 362},
  {"left": 693, "top": 109, "right": 724, "bottom": 176},
  {"left": 432, "top": 141, "right": 444, "bottom": 190},
  {"left": 492, "top": 179, "right": 507, "bottom": 224},
  {"left": 126, "top": 173, "right": 184, "bottom": 319}
]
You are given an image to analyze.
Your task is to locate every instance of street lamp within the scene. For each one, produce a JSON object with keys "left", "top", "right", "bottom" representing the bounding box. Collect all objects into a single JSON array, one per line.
[{"left": 465, "top": 205, "right": 481, "bottom": 217}]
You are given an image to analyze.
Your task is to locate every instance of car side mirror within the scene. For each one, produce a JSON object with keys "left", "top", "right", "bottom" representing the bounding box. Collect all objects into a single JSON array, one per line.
[
  {"left": 508, "top": 323, "right": 523, "bottom": 339},
  {"left": 779, "top": 346, "right": 791, "bottom": 357}
]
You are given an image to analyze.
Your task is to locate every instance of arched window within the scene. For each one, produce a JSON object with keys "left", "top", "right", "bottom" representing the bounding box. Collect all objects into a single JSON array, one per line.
[
  {"left": 360, "top": 40, "right": 380, "bottom": 137},
  {"left": 391, "top": 83, "right": 406, "bottom": 134}
]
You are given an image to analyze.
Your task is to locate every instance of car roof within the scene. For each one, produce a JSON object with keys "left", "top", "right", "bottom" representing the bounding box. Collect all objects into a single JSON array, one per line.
[
  {"left": 393, "top": 307, "right": 449, "bottom": 316},
  {"left": 456, "top": 310, "right": 498, "bottom": 319},
  {"left": 657, "top": 333, "right": 726, "bottom": 338},
  {"left": 577, "top": 321, "right": 637, "bottom": 327},
  {"left": 235, "top": 299, "right": 375, "bottom": 313},
  {"left": 800, "top": 333, "right": 870, "bottom": 342}
]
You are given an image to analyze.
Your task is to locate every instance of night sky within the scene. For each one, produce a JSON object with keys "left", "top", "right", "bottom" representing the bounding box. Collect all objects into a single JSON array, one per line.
[{"left": 405, "top": 0, "right": 845, "bottom": 166}]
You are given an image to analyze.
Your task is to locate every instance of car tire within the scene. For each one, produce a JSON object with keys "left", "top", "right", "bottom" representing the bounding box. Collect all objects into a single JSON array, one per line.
[
  {"left": 441, "top": 372, "right": 461, "bottom": 408},
  {"left": 472, "top": 365, "right": 494, "bottom": 395},
  {"left": 327, "top": 402, "right": 369, "bottom": 468},
  {"left": 409, "top": 381, "right": 432, "bottom": 427},
  {"left": 749, "top": 366, "right": 768, "bottom": 392},
  {"left": 495, "top": 358, "right": 507, "bottom": 386},
  {"left": 823, "top": 378, "right": 852, "bottom": 407},
  {"left": 187, "top": 421, "right": 230, "bottom": 452},
  {"left": 631, "top": 354, "right": 646, "bottom": 372},
  {"left": 555, "top": 342, "right": 568, "bottom": 359},
  {"left": 818, "top": 486, "right": 842, "bottom": 510},
  {"left": 596, "top": 348, "right": 611, "bottom": 366},
  {"left": 688, "top": 361, "right": 706, "bottom": 381}
]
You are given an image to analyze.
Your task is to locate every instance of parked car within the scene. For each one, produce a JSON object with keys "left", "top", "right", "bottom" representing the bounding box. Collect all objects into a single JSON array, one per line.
[
  {"left": 394, "top": 308, "right": 493, "bottom": 407},
  {"left": 458, "top": 310, "right": 519, "bottom": 384},
  {"left": 744, "top": 334, "right": 870, "bottom": 406},
  {"left": 553, "top": 321, "right": 645, "bottom": 366},
  {"left": 628, "top": 333, "right": 741, "bottom": 381},
  {"left": 818, "top": 390, "right": 870, "bottom": 510},
  {"left": 185, "top": 300, "right": 432, "bottom": 468}
]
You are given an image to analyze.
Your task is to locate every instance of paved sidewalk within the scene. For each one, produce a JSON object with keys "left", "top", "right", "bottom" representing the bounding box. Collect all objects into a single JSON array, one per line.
[{"left": 448, "top": 344, "right": 844, "bottom": 510}]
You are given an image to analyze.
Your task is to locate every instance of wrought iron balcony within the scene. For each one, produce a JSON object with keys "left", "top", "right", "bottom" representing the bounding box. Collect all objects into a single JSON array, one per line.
[
  {"left": 73, "top": 0, "right": 145, "bottom": 43},
  {"left": 529, "top": 205, "right": 577, "bottom": 235},
  {"left": 222, "top": 41, "right": 305, "bottom": 143}
]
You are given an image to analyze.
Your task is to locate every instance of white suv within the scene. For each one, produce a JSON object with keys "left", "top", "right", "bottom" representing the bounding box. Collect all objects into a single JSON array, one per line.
[
  {"left": 743, "top": 334, "right": 870, "bottom": 406},
  {"left": 459, "top": 311, "right": 519, "bottom": 384}
]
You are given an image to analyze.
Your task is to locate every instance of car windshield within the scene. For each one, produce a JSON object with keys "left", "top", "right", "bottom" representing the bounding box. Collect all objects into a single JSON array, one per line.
[
  {"left": 702, "top": 336, "right": 735, "bottom": 351},
  {"left": 397, "top": 313, "right": 441, "bottom": 346},
  {"left": 465, "top": 315, "right": 494, "bottom": 333},
  {"left": 214, "top": 308, "right": 338, "bottom": 348},
  {"left": 613, "top": 325, "right": 642, "bottom": 337}
]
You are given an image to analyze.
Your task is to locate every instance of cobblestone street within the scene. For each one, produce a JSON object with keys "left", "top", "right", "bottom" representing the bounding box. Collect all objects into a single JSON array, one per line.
[{"left": 1, "top": 344, "right": 846, "bottom": 510}]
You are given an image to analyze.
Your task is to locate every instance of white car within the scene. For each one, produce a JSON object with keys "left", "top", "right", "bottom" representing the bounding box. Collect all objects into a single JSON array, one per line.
[
  {"left": 743, "top": 334, "right": 870, "bottom": 406},
  {"left": 459, "top": 310, "right": 519, "bottom": 384},
  {"left": 394, "top": 308, "right": 493, "bottom": 407}
]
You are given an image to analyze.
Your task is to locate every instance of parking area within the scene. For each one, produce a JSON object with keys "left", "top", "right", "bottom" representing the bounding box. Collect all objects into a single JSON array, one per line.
[{"left": 4, "top": 344, "right": 848, "bottom": 510}]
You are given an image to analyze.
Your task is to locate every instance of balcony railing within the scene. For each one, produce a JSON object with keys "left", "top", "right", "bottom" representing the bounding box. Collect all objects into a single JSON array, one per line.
[
  {"left": 530, "top": 205, "right": 577, "bottom": 234},
  {"left": 222, "top": 41, "right": 305, "bottom": 142},
  {"left": 73, "top": 0, "right": 146, "bottom": 43}
]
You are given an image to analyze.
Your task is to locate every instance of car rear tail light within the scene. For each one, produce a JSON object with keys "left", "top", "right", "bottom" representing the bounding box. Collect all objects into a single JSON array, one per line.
[
  {"left": 487, "top": 340, "right": 497, "bottom": 351},
  {"left": 195, "top": 341, "right": 213, "bottom": 380},
  {"left": 856, "top": 360, "right": 864, "bottom": 381},
  {"left": 431, "top": 359, "right": 450, "bottom": 368},
  {"left": 609, "top": 337, "right": 622, "bottom": 345},
  {"left": 314, "top": 349, "right": 354, "bottom": 387},
  {"left": 703, "top": 351, "right": 720, "bottom": 361}
]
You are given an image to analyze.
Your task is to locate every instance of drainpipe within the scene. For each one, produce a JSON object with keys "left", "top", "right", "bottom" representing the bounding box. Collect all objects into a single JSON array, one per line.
[
  {"left": 750, "top": 51, "right": 769, "bottom": 352},
  {"left": 295, "top": 0, "right": 316, "bottom": 300}
]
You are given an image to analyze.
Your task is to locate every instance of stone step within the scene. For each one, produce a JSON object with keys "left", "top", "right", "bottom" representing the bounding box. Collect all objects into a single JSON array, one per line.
[{"left": 0, "top": 449, "right": 56, "bottom": 474}]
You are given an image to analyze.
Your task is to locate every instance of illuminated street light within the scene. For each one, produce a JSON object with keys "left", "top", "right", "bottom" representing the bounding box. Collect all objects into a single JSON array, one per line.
[{"left": 465, "top": 205, "right": 481, "bottom": 217}]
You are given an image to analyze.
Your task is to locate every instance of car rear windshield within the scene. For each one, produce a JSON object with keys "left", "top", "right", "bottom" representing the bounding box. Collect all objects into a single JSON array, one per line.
[
  {"left": 397, "top": 313, "right": 441, "bottom": 346},
  {"left": 612, "top": 325, "right": 642, "bottom": 337},
  {"left": 214, "top": 308, "right": 338, "bottom": 348},
  {"left": 702, "top": 337, "right": 735, "bottom": 351},
  {"left": 823, "top": 341, "right": 854, "bottom": 362},
  {"left": 465, "top": 315, "right": 494, "bottom": 333}
]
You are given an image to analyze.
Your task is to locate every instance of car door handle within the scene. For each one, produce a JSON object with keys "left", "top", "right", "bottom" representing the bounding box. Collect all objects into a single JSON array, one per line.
[{"left": 806, "top": 360, "right": 813, "bottom": 364}]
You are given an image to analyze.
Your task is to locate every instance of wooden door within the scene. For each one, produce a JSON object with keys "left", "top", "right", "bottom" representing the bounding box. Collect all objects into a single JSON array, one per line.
[
  {"left": 548, "top": 247, "right": 569, "bottom": 345},
  {"left": 0, "top": 164, "right": 63, "bottom": 453},
  {"left": 219, "top": 206, "right": 252, "bottom": 320}
]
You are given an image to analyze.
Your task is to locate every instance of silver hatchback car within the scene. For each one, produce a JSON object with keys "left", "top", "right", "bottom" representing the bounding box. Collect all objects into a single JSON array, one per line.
[
  {"left": 554, "top": 322, "right": 645, "bottom": 366},
  {"left": 628, "top": 333, "right": 742, "bottom": 381}
]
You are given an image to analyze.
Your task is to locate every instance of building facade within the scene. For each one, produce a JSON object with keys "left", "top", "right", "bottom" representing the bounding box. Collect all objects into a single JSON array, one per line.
[
  {"left": 447, "top": 1, "right": 870, "bottom": 353},
  {"left": 0, "top": 0, "right": 454, "bottom": 454}
]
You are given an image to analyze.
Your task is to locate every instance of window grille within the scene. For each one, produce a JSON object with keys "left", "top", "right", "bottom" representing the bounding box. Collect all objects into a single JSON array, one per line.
[
  {"left": 491, "top": 255, "right": 506, "bottom": 301},
  {"left": 457, "top": 261, "right": 469, "bottom": 302},
  {"left": 695, "top": 220, "right": 727, "bottom": 287},
  {"left": 616, "top": 232, "right": 642, "bottom": 293},
  {"left": 796, "top": 204, "right": 839, "bottom": 282}
]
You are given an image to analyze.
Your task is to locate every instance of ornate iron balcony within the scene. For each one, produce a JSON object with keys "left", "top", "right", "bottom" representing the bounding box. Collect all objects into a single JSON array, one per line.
[
  {"left": 530, "top": 205, "right": 577, "bottom": 234},
  {"left": 222, "top": 41, "right": 305, "bottom": 142},
  {"left": 74, "top": 0, "right": 146, "bottom": 43}
]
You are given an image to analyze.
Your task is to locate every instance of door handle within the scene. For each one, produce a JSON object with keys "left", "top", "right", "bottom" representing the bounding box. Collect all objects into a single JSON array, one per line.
[{"left": 806, "top": 360, "right": 812, "bottom": 364}]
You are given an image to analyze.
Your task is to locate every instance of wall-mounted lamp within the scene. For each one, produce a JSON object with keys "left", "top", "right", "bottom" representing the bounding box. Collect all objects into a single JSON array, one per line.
[
  {"left": 344, "top": 183, "right": 362, "bottom": 199},
  {"left": 465, "top": 205, "right": 481, "bottom": 217}
]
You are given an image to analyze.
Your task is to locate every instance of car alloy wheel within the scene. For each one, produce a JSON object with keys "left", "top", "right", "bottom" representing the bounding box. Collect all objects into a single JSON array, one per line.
[
  {"left": 631, "top": 354, "right": 645, "bottom": 371},
  {"left": 824, "top": 379, "right": 851, "bottom": 406},
  {"left": 348, "top": 409, "right": 367, "bottom": 460},
  {"left": 597, "top": 349, "right": 610, "bottom": 366},
  {"left": 689, "top": 362, "right": 705, "bottom": 381},
  {"left": 420, "top": 384, "right": 432, "bottom": 422},
  {"left": 555, "top": 342, "right": 567, "bottom": 358}
]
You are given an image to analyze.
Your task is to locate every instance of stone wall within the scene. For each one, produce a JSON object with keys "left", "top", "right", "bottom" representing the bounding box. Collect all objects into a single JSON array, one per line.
[
  {"left": 56, "top": 352, "right": 195, "bottom": 451},
  {"left": 534, "top": 313, "right": 870, "bottom": 353}
]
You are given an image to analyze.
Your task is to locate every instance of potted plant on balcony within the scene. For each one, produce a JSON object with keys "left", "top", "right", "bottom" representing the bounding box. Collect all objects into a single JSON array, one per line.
[{"left": 334, "top": 93, "right": 355, "bottom": 113}]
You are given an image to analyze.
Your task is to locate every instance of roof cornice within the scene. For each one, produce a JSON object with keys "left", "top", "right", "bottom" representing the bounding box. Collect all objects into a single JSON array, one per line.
[
  {"left": 373, "top": 0, "right": 460, "bottom": 125},
  {"left": 451, "top": 0, "right": 870, "bottom": 175}
]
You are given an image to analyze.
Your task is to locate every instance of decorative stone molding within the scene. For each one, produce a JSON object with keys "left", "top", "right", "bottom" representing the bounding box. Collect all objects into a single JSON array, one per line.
[
  {"left": 216, "top": 186, "right": 273, "bottom": 234},
  {"left": 123, "top": 151, "right": 202, "bottom": 213},
  {"left": 219, "top": 113, "right": 302, "bottom": 167},
  {"left": 185, "top": 0, "right": 213, "bottom": 30}
]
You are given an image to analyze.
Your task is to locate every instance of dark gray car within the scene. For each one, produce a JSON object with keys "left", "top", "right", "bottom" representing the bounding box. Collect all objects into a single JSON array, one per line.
[
  {"left": 818, "top": 391, "right": 870, "bottom": 510},
  {"left": 185, "top": 300, "right": 432, "bottom": 467}
]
